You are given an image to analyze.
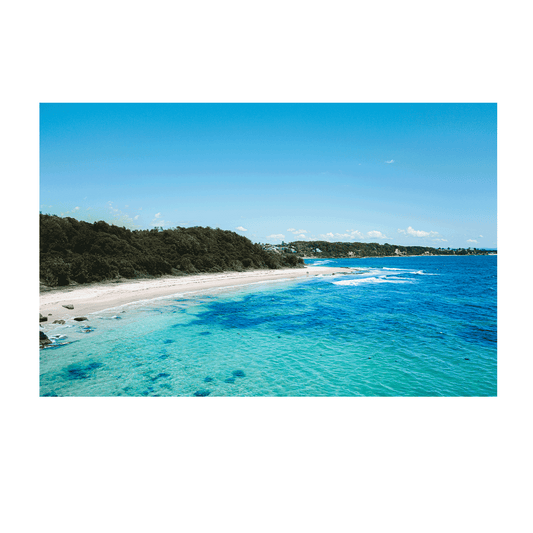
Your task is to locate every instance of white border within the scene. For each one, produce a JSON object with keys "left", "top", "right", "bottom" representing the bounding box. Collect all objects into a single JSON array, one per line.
[{"left": 18, "top": 84, "right": 516, "bottom": 416}]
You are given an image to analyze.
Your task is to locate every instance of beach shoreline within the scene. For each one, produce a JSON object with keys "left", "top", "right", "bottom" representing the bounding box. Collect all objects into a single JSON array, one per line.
[{"left": 39, "top": 266, "right": 353, "bottom": 324}]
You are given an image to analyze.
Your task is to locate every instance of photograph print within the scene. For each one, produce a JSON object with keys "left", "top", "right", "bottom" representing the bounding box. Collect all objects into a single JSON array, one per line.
[{"left": 39, "top": 103, "right": 497, "bottom": 397}]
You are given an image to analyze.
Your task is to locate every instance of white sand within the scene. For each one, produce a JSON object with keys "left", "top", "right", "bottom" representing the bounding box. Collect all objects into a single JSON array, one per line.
[{"left": 39, "top": 266, "right": 353, "bottom": 323}]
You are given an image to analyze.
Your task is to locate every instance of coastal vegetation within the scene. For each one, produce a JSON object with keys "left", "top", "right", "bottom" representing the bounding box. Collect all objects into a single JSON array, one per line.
[
  {"left": 40, "top": 214, "right": 303, "bottom": 287},
  {"left": 264, "top": 240, "right": 496, "bottom": 258}
]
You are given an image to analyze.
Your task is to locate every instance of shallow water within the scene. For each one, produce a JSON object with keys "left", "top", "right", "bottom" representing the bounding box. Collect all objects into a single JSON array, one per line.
[{"left": 40, "top": 255, "right": 497, "bottom": 396}]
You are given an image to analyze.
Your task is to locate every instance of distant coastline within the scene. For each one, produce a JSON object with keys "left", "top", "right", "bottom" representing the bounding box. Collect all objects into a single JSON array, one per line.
[
  {"left": 301, "top": 253, "right": 497, "bottom": 260},
  {"left": 263, "top": 240, "right": 496, "bottom": 260}
]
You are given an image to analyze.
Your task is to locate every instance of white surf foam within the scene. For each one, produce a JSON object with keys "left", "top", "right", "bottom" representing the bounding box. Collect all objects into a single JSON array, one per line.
[{"left": 333, "top": 276, "right": 413, "bottom": 286}]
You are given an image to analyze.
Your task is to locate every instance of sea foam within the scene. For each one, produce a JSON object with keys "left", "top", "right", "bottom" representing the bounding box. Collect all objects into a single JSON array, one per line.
[{"left": 333, "top": 276, "right": 413, "bottom": 286}]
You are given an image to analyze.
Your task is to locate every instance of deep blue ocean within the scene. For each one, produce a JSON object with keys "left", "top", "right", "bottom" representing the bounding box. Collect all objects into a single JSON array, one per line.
[{"left": 40, "top": 255, "right": 497, "bottom": 396}]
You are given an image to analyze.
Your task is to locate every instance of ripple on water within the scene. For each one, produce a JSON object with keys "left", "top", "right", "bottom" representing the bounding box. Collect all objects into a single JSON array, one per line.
[{"left": 39, "top": 256, "right": 497, "bottom": 396}]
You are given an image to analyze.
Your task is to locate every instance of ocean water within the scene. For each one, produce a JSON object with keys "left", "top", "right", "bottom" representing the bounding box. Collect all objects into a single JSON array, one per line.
[{"left": 40, "top": 255, "right": 497, "bottom": 396}]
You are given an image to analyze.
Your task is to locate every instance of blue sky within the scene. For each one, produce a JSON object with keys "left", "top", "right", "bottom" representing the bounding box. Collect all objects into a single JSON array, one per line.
[{"left": 40, "top": 103, "right": 496, "bottom": 248}]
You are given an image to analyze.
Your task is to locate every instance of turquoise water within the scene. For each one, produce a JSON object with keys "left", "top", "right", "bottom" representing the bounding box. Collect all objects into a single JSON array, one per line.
[{"left": 40, "top": 255, "right": 497, "bottom": 396}]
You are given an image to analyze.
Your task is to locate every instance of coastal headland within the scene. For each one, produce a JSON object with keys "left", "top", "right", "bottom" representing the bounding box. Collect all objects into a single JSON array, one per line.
[{"left": 39, "top": 266, "right": 352, "bottom": 323}]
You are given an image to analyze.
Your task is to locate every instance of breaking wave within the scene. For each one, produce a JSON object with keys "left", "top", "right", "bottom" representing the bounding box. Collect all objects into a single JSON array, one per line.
[{"left": 333, "top": 276, "right": 414, "bottom": 286}]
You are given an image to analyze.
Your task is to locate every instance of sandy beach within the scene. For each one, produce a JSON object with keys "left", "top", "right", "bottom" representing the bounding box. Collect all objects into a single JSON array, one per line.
[{"left": 39, "top": 266, "right": 353, "bottom": 324}]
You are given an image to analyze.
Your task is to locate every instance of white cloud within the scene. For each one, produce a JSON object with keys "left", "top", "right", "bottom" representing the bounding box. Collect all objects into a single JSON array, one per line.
[
  {"left": 287, "top": 228, "right": 307, "bottom": 234},
  {"left": 406, "top": 226, "right": 430, "bottom": 237},
  {"left": 326, "top": 232, "right": 335, "bottom": 238},
  {"left": 287, "top": 228, "right": 296, "bottom": 232},
  {"left": 467, "top": 239, "right": 478, "bottom": 243},
  {"left": 385, "top": 160, "right": 395, "bottom": 164},
  {"left": 479, "top": 235, "right": 483, "bottom": 238},
  {"left": 367, "top": 230, "right": 386, "bottom": 239},
  {"left": 134, "top": 215, "right": 139, "bottom": 220},
  {"left": 399, "top": 226, "right": 443, "bottom": 239},
  {"left": 235, "top": 226, "right": 247, "bottom": 232},
  {"left": 347, "top": 229, "right": 364, "bottom": 239},
  {"left": 74, "top": 206, "right": 79, "bottom": 211},
  {"left": 296, "top": 234, "right": 307, "bottom": 239},
  {"left": 266, "top": 234, "right": 285, "bottom": 241},
  {"left": 155, "top": 212, "right": 161, "bottom": 218}
]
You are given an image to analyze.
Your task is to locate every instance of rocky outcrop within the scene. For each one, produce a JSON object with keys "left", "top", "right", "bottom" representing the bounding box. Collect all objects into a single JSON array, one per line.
[
  {"left": 39, "top": 313, "right": 47, "bottom": 323},
  {"left": 73, "top": 317, "right": 88, "bottom": 322},
  {"left": 52, "top": 319, "right": 65, "bottom": 324},
  {"left": 40, "top": 331, "right": 51, "bottom": 347},
  {"left": 62, "top": 304, "right": 74, "bottom": 310}
]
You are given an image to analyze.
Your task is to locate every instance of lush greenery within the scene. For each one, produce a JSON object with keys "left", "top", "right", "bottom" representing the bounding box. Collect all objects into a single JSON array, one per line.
[
  {"left": 40, "top": 214, "right": 303, "bottom": 287},
  {"left": 276, "top": 240, "right": 495, "bottom": 258}
]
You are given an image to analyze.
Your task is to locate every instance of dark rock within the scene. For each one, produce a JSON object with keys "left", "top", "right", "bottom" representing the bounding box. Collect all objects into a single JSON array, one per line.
[
  {"left": 224, "top": 377, "right": 235, "bottom": 384},
  {"left": 40, "top": 331, "right": 52, "bottom": 347},
  {"left": 62, "top": 304, "right": 74, "bottom": 310},
  {"left": 194, "top": 389, "right": 211, "bottom": 397},
  {"left": 73, "top": 317, "right": 88, "bottom": 321},
  {"left": 52, "top": 319, "right": 65, "bottom": 324},
  {"left": 464, "top": 358, "right": 470, "bottom": 361},
  {"left": 232, "top": 370, "right": 246, "bottom": 378},
  {"left": 40, "top": 314, "right": 47, "bottom": 323},
  {"left": 163, "top": 339, "right": 174, "bottom": 344},
  {"left": 204, "top": 376, "right": 214, "bottom": 383}
]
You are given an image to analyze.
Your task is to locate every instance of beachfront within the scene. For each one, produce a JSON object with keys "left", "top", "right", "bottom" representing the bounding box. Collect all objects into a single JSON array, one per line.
[{"left": 39, "top": 266, "right": 353, "bottom": 324}]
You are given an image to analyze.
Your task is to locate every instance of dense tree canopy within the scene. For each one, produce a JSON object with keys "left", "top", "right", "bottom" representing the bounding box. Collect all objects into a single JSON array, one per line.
[{"left": 40, "top": 214, "right": 303, "bottom": 287}]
